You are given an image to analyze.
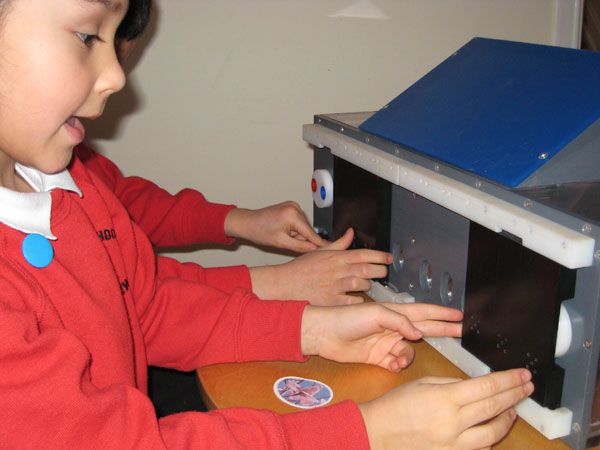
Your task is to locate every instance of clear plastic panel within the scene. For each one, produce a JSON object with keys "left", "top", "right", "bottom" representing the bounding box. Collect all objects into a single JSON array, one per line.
[{"left": 518, "top": 181, "right": 600, "bottom": 226}]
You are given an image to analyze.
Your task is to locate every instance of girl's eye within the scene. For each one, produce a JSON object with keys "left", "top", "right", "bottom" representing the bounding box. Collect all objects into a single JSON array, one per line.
[{"left": 75, "top": 31, "right": 100, "bottom": 47}]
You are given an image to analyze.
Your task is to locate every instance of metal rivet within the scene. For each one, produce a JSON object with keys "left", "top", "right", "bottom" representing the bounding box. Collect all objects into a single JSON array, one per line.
[
  {"left": 572, "top": 423, "right": 581, "bottom": 433},
  {"left": 408, "top": 283, "right": 414, "bottom": 290},
  {"left": 538, "top": 152, "right": 549, "bottom": 160},
  {"left": 475, "top": 180, "right": 482, "bottom": 189},
  {"left": 410, "top": 237, "right": 416, "bottom": 246},
  {"left": 523, "top": 199, "right": 533, "bottom": 208},
  {"left": 434, "top": 164, "right": 440, "bottom": 172},
  {"left": 584, "top": 340, "right": 593, "bottom": 350},
  {"left": 582, "top": 223, "right": 592, "bottom": 234},
  {"left": 340, "top": 127, "right": 345, "bottom": 132}
]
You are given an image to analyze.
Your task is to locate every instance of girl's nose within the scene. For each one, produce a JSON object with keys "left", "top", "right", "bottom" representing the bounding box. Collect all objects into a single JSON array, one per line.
[{"left": 96, "top": 47, "right": 126, "bottom": 97}]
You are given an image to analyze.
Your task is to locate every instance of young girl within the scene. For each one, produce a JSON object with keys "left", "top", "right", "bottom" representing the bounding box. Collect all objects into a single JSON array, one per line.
[{"left": 0, "top": 1, "right": 533, "bottom": 448}]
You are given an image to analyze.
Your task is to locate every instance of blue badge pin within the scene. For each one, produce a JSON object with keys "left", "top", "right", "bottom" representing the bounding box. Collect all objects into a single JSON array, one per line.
[{"left": 22, "top": 233, "right": 54, "bottom": 268}]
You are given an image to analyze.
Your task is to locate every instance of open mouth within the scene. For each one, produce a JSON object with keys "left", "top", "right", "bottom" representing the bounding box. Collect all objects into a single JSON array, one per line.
[{"left": 64, "top": 116, "right": 85, "bottom": 143}]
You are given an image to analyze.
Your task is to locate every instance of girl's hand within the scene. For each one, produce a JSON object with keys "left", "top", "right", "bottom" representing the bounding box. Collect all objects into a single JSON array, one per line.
[
  {"left": 249, "top": 229, "right": 392, "bottom": 305},
  {"left": 359, "top": 369, "right": 534, "bottom": 450},
  {"left": 300, "top": 302, "right": 463, "bottom": 371},
  {"left": 224, "top": 202, "right": 327, "bottom": 253}
]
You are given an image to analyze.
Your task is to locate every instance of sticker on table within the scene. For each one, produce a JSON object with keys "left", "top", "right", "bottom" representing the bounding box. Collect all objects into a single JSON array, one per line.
[{"left": 273, "top": 376, "right": 333, "bottom": 409}]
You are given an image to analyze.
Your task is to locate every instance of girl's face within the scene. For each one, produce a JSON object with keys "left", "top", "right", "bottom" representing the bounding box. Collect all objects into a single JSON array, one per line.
[{"left": 0, "top": 0, "right": 128, "bottom": 174}]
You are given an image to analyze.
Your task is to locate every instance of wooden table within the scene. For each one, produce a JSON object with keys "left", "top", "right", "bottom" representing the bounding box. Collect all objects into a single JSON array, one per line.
[{"left": 198, "top": 338, "right": 596, "bottom": 449}]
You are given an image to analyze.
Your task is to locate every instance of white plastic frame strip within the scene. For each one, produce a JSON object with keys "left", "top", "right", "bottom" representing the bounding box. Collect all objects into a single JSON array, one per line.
[
  {"left": 367, "top": 282, "right": 574, "bottom": 440},
  {"left": 303, "top": 124, "right": 595, "bottom": 269}
]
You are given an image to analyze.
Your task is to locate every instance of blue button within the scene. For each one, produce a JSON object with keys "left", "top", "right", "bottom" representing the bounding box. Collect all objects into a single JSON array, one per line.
[
  {"left": 320, "top": 186, "right": 326, "bottom": 200},
  {"left": 22, "top": 234, "right": 54, "bottom": 268}
]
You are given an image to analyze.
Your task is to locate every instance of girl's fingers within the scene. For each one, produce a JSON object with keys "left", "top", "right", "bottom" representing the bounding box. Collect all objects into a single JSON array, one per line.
[
  {"left": 458, "top": 383, "right": 533, "bottom": 429},
  {"left": 371, "top": 307, "right": 423, "bottom": 340},
  {"left": 379, "top": 352, "right": 413, "bottom": 372},
  {"left": 283, "top": 237, "right": 319, "bottom": 253},
  {"left": 338, "top": 294, "right": 364, "bottom": 305},
  {"left": 388, "top": 340, "right": 414, "bottom": 368},
  {"left": 384, "top": 302, "right": 464, "bottom": 323},
  {"left": 448, "top": 369, "right": 531, "bottom": 406},
  {"left": 323, "top": 228, "right": 354, "bottom": 251},
  {"left": 347, "top": 262, "right": 389, "bottom": 280},
  {"left": 288, "top": 233, "right": 309, "bottom": 241},
  {"left": 418, "top": 376, "right": 464, "bottom": 386},
  {"left": 343, "top": 248, "right": 393, "bottom": 265},
  {"left": 291, "top": 221, "right": 328, "bottom": 248},
  {"left": 338, "top": 277, "right": 372, "bottom": 293},
  {"left": 412, "top": 320, "right": 462, "bottom": 338},
  {"left": 455, "top": 409, "right": 517, "bottom": 450}
]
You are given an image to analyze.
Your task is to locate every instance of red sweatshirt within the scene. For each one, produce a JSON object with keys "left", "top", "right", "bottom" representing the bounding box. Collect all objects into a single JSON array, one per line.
[
  {"left": 0, "top": 155, "right": 369, "bottom": 448},
  {"left": 75, "top": 143, "right": 236, "bottom": 248},
  {"left": 0, "top": 154, "right": 367, "bottom": 449},
  {"left": 76, "top": 143, "right": 254, "bottom": 295},
  {"left": 70, "top": 144, "right": 368, "bottom": 448}
]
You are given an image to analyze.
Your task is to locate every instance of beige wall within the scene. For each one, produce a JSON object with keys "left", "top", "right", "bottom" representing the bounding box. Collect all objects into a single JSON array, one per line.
[{"left": 88, "top": 0, "right": 581, "bottom": 268}]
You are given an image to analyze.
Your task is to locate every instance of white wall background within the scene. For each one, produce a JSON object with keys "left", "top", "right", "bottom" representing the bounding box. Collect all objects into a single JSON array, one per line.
[{"left": 88, "top": 0, "right": 582, "bottom": 268}]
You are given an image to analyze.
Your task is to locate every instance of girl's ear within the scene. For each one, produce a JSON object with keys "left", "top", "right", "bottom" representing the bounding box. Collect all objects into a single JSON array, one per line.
[{"left": 115, "top": 39, "right": 137, "bottom": 63}]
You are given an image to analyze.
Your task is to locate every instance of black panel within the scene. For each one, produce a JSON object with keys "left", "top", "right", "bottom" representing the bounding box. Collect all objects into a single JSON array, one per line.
[
  {"left": 332, "top": 157, "right": 391, "bottom": 253},
  {"left": 462, "top": 222, "right": 576, "bottom": 409}
]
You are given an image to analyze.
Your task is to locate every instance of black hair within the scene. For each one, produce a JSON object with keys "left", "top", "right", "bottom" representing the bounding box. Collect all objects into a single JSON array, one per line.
[{"left": 116, "top": 0, "right": 152, "bottom": 41}]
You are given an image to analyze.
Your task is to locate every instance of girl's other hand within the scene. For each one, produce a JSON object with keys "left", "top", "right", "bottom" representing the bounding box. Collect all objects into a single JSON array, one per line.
[
  {"left": 249, "top": 229, "right": 392, "bottom": 305},
  {"left": 224, "top": 202, "right": 328, "bottom": 253},
  {"left": 300, "top": 302, "right": 463, "bottom": 369},
  {"left": 359, "top": 369, "right": 533, "bottom": 450}
]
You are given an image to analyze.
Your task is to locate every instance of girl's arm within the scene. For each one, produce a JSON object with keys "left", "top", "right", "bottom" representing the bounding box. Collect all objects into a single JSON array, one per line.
[
  {"left": 76, "top": 143, "right": 236, "bottom": 247},
  {"left": 0, "top": 278, "right": 368, "bottom": 449}
]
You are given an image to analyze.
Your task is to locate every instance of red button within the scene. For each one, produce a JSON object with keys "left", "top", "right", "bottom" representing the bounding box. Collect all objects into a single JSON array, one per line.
[{"left": 311, "top": 178, "right": 317, "bottom": 192}]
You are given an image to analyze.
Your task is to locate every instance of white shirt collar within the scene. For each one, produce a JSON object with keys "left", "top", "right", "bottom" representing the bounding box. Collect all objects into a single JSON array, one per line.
[{"left": 0, "top": 163, "right": 82, "bottom": 240}]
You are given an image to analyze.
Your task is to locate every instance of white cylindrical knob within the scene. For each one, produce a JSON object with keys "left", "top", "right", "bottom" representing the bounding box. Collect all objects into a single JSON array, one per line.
[{"left": 311, "top": 169, "right": 334, "bottom": 208}]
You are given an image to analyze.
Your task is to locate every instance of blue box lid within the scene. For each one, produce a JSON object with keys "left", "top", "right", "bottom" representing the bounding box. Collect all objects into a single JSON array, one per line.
[{"left": 359, "top": 38, "right": 600, "bottom": 188}]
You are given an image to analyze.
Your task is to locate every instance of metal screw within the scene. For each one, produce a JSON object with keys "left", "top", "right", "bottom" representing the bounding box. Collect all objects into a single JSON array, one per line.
[
  {"left": 523, "top": 199, "right": 533, "bottom": 208},
  {"left": 572, "top": 423, "right": 581, "bottom": 433},
  {"left": 538, "top": 152, "right": 549, "bottom": 160},
  {"left": 475, "top": 180, "right": 482, "bottom": 189},
  {"left": 584, "top": 340, "right": 593, "bottom": 350},
  {"left": 582, "top": 223, "right": 592, "bottom": 234}
]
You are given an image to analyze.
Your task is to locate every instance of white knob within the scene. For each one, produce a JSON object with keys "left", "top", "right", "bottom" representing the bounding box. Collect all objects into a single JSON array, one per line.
[
  {"left": 555, "top": 304, "right": 572, "bottom": 358},
  {"left": 311, "top": 169, "right": 334, "bottom": 208}
]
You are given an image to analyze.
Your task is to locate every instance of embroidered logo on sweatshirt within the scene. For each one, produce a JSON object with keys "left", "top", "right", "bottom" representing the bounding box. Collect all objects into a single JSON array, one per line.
[
  {"left": 119, "top": 278, "right": 130, "bottom": 295},
  {"left": 98, "top": 228, "right": 117, "bottom": 242}
]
